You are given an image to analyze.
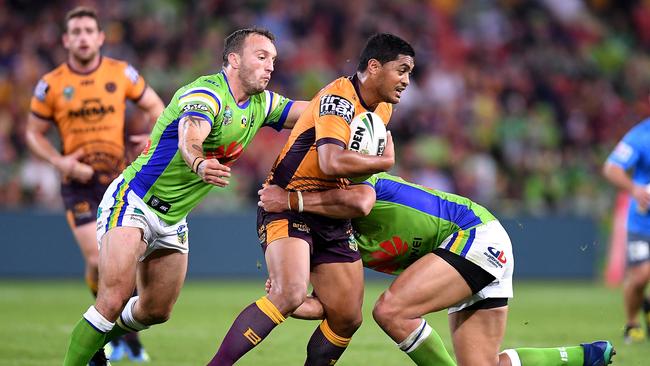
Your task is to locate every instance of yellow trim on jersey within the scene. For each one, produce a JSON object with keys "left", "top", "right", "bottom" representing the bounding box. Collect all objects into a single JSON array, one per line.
[
  {"left": 255, "top": 296, "right": 286, "bottom": 325},
  {"left": 449, "top": 230, "right": 466, "bottom": 253},
  {"left": 319, "top": 319, "right": 350, "bottom": 347},
  {"left": 179, "top": 90, "right": 220, "bottom": 114}
]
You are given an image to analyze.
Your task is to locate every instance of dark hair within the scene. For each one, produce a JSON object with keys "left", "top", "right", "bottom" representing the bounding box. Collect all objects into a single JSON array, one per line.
[
  {"left": 64, "top": 6, "right": 101, "bottom": 32},
  {"left": 222, "top": 27, "right": 276, "bottom": 66},
  {"left": 357, "top": 33, "right": 415, "bottom": 72}
]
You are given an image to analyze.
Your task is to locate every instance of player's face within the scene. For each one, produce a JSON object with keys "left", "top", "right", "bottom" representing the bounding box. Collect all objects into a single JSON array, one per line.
[
  {"left": 238, "top": 34, "right": 277, "bottom": 95},
  {"left": 63, "top": 16, "right": 104, "bottom": 64},
  {"left": 376, "top": 55, "right": 414, "bottom": 104}
]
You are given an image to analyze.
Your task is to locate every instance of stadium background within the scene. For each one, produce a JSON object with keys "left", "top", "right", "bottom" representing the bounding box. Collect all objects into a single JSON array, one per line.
[{"left": 1, "top": 0, "right": 648, "bottom": 365}]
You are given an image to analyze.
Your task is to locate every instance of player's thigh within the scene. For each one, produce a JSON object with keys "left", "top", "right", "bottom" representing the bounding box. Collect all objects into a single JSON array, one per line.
[
  {"left": 137, "top": 248, "right": 188, "bottom": 313},
  {"left": 311, "top": 260, "right": 364, "bottom": 334},
  {"left": 258, "top": 210, "right": 312, "bottom": 290},
  {"left": 379, "top": 253, "right": 472, "bottom": 317},
  {"left": 265, "top": 237, "right": 311, "bottom": 289},
  {"left": 448, "top": 306, "right": 508, "bottom": 366},
  {"left": 98, "top": 226, "right": 147, "bottom": 285},
  {"left": 71, "top": 221, "right": 100, "bottom": 264},
  {"left": 626, "top": 261, "right": 650, "bottom": 285}
]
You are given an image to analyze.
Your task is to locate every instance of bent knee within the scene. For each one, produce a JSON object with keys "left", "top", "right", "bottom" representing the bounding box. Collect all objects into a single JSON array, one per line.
[
  {"left": 269, "top": 282, "right": 308, "bottom": 312},
  {"left": 373, "top": 292, "right": 403, "bottom": 326},
  {"left": 142, "top": 306, "right": 173, "bottom": 325}
]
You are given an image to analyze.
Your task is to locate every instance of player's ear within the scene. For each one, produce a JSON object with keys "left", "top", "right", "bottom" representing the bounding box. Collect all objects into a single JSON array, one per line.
[
  {"left": 367, "top": 59, "right": 382, "bottom": 75},
  {"left": 228, "top": 52, "right": 241, "bottom": 69},
  {"left": 62, "top": 33, "right": 70, "bottom": 49}
]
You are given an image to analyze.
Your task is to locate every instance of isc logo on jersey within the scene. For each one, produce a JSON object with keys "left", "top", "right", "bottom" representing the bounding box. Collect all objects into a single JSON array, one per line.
[{"left": 348, "top": 112, "right": 386, "bottom": 156}]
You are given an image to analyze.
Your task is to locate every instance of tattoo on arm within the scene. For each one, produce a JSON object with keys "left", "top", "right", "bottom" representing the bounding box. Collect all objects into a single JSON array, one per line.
[
  {"left": 187, "top": 115, "right": 205, "bottom": 127},
  {"left": 179, "top": 114, "right": 211, "bottom": 170}
]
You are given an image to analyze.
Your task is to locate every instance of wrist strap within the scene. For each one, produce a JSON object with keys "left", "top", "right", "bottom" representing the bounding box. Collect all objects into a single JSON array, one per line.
[
  {"left": 192, "top": 157, "right": 205, "bottom": 173},
  {"left": 287, "top": 191, "right": 292, "bottom": 211},
  {"left": 297, "top": 191, "right": 304, "bottom": 213}
]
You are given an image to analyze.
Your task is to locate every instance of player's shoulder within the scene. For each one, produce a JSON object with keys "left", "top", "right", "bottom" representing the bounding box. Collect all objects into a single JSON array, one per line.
[
  {"left": 178, "top": 74, "right": 225, "bottom": 96},
  {"left": 625, "top": 118, "right": 650, "bottom": 143},
  {"left": 39, "top": 63, "right": 68, "bottom": 83},
  {"left": 100, "top": 56, "right": 132, "bottom": 72},
  {"left": 320, "top": 77, "right": 355, "bottom": 98}
]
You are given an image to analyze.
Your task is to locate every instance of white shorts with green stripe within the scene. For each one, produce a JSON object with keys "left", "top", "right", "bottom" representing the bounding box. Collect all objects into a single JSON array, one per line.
[
  {"left": 96, "top": 175, "right": 189, "bottom": 261},
  {"left": 439, "top": 220, "right": 514, "bottom": 313}
]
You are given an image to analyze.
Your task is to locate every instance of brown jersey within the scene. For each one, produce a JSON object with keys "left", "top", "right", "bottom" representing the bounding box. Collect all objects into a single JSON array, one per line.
[
  {"left": 268, "top": 75, "right": 392, "bottom": 191},
  {"left": 30, "top": 56, "right": 146, "bottom": 184}
]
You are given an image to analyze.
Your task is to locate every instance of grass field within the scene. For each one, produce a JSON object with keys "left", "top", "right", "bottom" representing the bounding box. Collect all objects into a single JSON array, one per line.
[{"left": 0, "top": 280, "right": 644, "bottom": 365}]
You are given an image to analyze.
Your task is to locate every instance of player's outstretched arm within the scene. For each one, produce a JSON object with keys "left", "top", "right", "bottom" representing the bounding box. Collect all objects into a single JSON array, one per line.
[
  {"left": 603, "top": 162, "right": 650, "bottom": 209},
  {"left": 136, "top": 86, "right": 165, "bottom": 127},
  {"left": 281, "top": 100, "right": 309, "bottom": 129},
  {"left": 258, "top": 184, "right": 376, "bottom": 219},
  {"left": 178, "top": 114, "right": 231, "bottom": 187},
  {"left": 317, "top": 131, "right": 394, "bottom": 177},
  {"left": 25, "top": 114, "right": 93, "bottom": 183}
]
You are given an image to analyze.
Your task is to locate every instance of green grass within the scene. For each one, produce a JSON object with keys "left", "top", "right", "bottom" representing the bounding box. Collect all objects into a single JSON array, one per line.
[{"left": 0, "top": 280, "right": 644, "bottom": 365}]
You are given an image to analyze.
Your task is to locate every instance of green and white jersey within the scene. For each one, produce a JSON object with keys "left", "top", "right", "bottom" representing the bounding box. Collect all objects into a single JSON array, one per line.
[
  {"left": 122, "top": 71, "right": 293, "bottom": 223},
  {"left": 353, "top": 173, "right": 496, "bottom": 275}
]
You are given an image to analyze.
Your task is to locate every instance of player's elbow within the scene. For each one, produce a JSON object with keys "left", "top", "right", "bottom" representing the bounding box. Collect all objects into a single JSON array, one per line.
[
  {"left": 318, "top": 158, "right": 342, "bottom": 176},
  {"left": 348, "top": 193, "right": 374, "bottom": 217},
  {"left": 602, "top": 162, "right": 617, "bottom": 181}
]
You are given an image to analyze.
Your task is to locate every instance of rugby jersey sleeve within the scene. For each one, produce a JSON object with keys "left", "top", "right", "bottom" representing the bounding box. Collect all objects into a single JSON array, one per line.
[
  {"left": 176, "top": 86, "right": 222, "bottom": 126},
  {"left": 29, "top": 77, "right": 55, "bottom": 121},
  {"left": 314, "top": 93, "right": 355, "bottom": 149},
  {"left": 262, "top": 90, "right": 294, "bottom": 131},
  {"left": 122, "top": 63, "right": 147, "bottom": 101},
  {"left": 362, "top": 174, "right": 380, "bottom": 189},
  {"left": 606, "top": 126, "right": 643, "bottom": 170}
]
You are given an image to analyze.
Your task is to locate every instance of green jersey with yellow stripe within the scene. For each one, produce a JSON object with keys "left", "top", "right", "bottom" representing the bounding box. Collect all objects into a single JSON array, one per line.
[
  {"left": 121, "top": 71, "right": 294, "bottom": 224},
  {"left": 353, "top": 173, "right": 496, "bottom": 275}
]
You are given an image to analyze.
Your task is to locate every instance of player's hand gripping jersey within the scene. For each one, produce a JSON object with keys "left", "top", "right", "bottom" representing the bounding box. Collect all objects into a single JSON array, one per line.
[
  {"left": 30, "top": 57, "right": 146, "bottom": 185},
  {"left": 121, "top": 71, "right": 293, "bottom": 223},
  {"left": 355, "top": 173, "right": 498, "bottom": 275},
  {"left": 267, "top": 75, "right": 391, "bottom": 191}
]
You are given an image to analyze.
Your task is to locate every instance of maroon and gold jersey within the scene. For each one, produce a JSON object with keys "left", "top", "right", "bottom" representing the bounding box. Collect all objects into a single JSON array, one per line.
[
  {"left": 268, "top": 75, "right": 392, "bottom": 191},
  {"left": 30, "top": 56, "right": 146, "bottom": 184}
]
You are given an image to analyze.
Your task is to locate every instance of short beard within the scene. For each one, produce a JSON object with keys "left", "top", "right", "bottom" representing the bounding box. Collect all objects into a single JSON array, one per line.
[
  {"left": 72, "top": 50, "right": 97, "bottom": 66},
  {"left": 239, "top": 65, "right": 265, "bottom": 95}
]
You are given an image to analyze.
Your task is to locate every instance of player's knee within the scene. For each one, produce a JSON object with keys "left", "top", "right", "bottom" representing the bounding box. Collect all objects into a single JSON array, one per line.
[
  {"left": 628, "top": 269, "right": 650, "bottom": 288},
  {"left": 143, "top": 305, "right": 173, "bottom": 325},
  {"left": 96, "top": 296, "right": 129, "bottom": 320},
  {"left": 372, "top": 292, "right": 401, "bottom": 327},
  {"left": 269, "top": 281, "right": 307, "bottom": 312}
]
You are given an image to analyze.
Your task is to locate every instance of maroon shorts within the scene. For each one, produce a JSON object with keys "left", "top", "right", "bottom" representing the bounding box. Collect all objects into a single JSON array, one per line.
[
  {"left": 61, "top": 177, "right": 110, "bottom": 227},
  {"left": 257, "top": 206, "right": 361, "bottom": 267}
]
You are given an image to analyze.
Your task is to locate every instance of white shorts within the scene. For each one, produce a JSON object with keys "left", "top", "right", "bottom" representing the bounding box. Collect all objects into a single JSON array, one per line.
[
  {"left": 438, "top": 220, "right": 514, "bottom": 313},
  {"left": 96, "top": 175, "right": 189, "bottom": 261}
]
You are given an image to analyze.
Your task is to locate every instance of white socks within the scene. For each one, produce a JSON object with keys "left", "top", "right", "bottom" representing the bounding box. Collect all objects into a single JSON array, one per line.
[
  {"left": 501, "top": 349, "right": 522, "bottom": 366},
  {"left": 397, "top": 319, "right": 433, "bottom": 353},
  {"left": 83, "top": 306, "right": 115, "bottom": 333},
  {"left": 118, "top": 296, "right": 149, "bottom": 331}
]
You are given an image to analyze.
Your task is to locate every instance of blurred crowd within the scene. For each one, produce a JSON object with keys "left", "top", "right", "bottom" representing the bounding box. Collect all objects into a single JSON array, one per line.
[{"left": 2, "top": 0, "right": 649, "bottom": 218}]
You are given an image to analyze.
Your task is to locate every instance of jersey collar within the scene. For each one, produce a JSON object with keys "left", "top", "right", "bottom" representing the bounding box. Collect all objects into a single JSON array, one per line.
[
  {"left": 67, "top": 56, "right": 103, "bottom": 76},
  {"left": 350, "top": 74, "right": 373, "bottom": 111},
  {"left": 221, "top": 70, "right": 251, "bottom": 109}
]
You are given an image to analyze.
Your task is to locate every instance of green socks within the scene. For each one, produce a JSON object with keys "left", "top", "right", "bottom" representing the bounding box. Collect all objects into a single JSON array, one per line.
[
  {"left": 103, "top": 321, "right": 130, "bottom": 345},
  {"left": 63, "top": 318, "right": 104, "bottom": 365},
  {"left": 399, "top": 319, "right": 456, "bottom": 366},
  {"left": 503, "top": 346, "right": 584, "bottom": 366}
]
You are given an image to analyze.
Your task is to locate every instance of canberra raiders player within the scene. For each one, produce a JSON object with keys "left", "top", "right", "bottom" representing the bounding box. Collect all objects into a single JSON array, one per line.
[
  {"left": 258, "top": 172, "right": 615, "bottom": 366},
  {"left": 63, "top": 27, "right": 307, "bottom": 365}
]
